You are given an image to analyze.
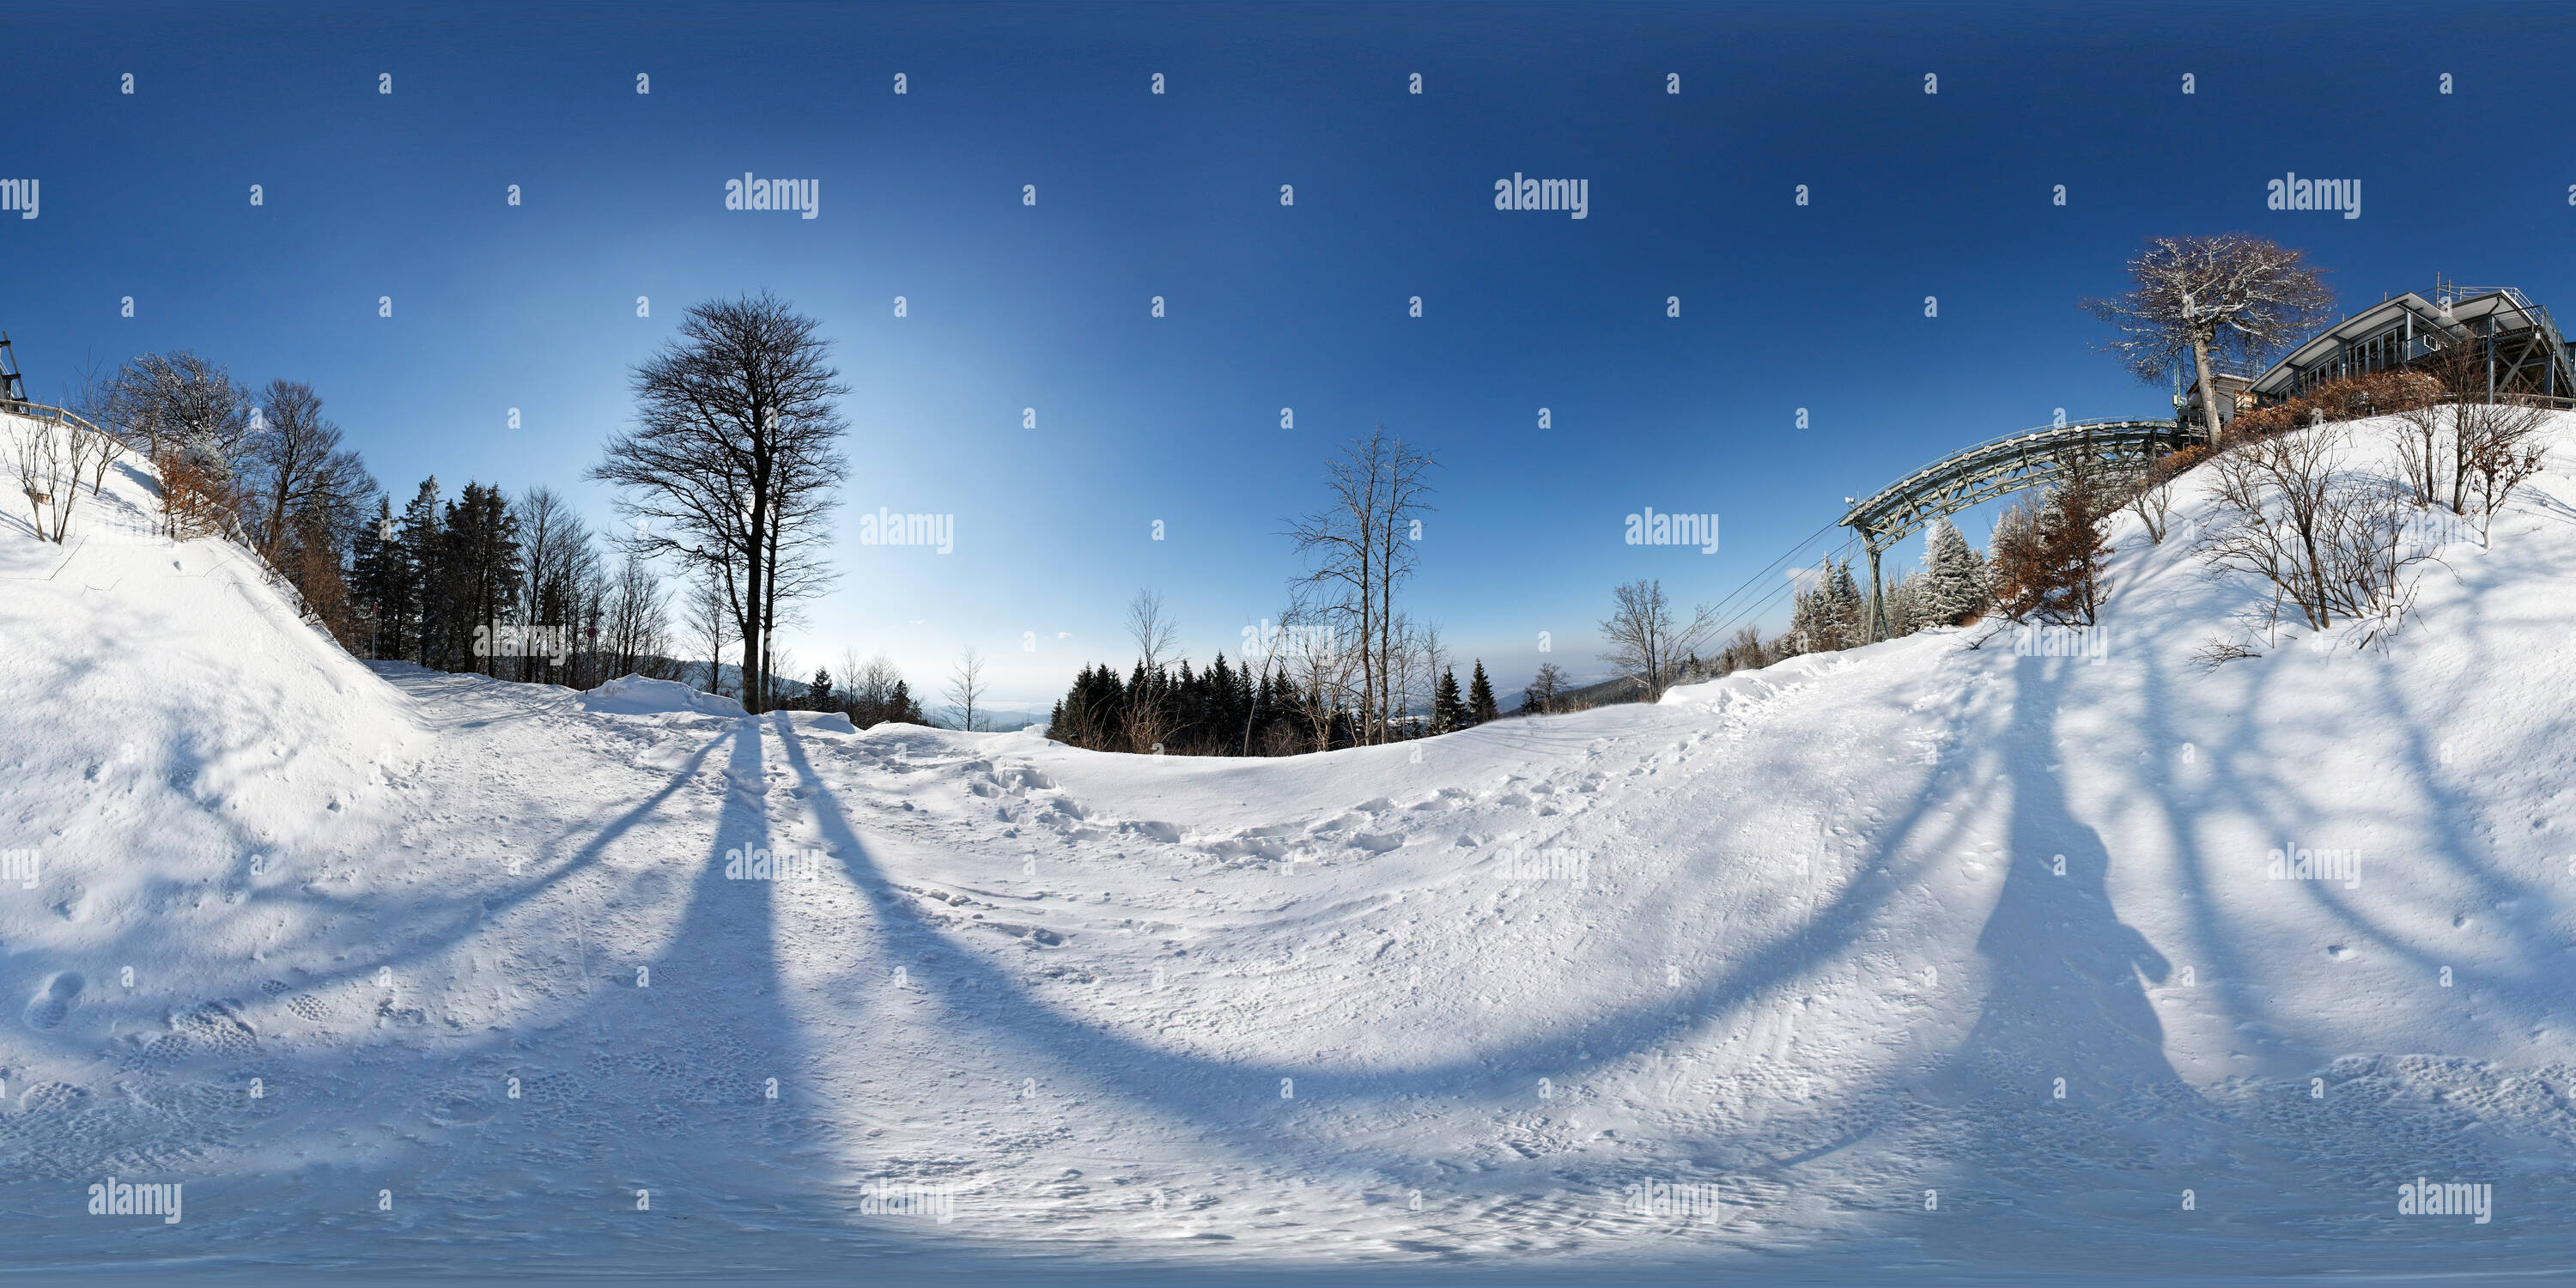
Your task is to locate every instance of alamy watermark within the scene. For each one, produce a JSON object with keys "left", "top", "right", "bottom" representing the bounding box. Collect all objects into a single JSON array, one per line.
[
  {"left": 88, "top": 1177, "right": 182, "bottom": 1224},
  {"left": 2, "top": 848, "right": 37, "bottom": 890},
  {"left": 1240, "top": 618, "right": 1340, "bottom": 660},
  {"left": 1625, "top": 507, "right": 1718, "bottom": 554},
  {"left": 2266, "top": 172, "right": 2360, "bottom": 219},
  {"left": 0, "top": 178, "right": 36, "bottom": 219},
  {"left": 858, "top": 508, "right": 954, "bottom": 555},
  {"left": 725, "top": 173, "right": 819, "bottom": 218},
  {"left": 1493, "top": 172, "right": 1589, "bottom": 219},
  {"left": 1619, "top": 1179, "right": 1721, "bottom": 1218},
  {"left": 2265, "top": 841, "right": 2360, "bottom": 889},
  {"left": 2402, "top": 507, "right": 2477, "bottom": 555},
  {"left": 859, "top": 1179, "right": 957, "bottom": 1224},
  {"left": 472, "top": 623, "right": 569, "bottom": 664},
  {"left": 1495, "top": 848, "right": 1592, "bottom": 885},
  {"left": 2011, "top": 623, "right": 2108, "bottom": 664},
  {"left": 2397, "top": 1176, "right": 2491, "bottom": 1223},
  {"left": 724, "top": 845, "right": 824, "bottom": 882}
]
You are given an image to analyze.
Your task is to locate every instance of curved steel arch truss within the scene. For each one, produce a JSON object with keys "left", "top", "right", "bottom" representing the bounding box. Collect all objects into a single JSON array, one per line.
[{"left": 1838, "top": 417, "right": 2195, "bottom": 641}]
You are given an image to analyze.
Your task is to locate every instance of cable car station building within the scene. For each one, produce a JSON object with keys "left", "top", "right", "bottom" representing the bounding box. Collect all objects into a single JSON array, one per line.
[{"left": 2245, "top": 285, "right": 2574, "bottom": 407}]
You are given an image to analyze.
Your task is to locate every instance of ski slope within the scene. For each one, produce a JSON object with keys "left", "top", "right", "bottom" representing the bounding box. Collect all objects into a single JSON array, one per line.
[{"left": 5, "top": 410, "right": 2576, "bottom": 1284}]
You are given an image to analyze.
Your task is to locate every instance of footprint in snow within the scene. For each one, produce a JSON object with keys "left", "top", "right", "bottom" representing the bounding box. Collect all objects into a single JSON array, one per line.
[{"left": 23, "top": 971, "right": 82, "bottom": 1030}]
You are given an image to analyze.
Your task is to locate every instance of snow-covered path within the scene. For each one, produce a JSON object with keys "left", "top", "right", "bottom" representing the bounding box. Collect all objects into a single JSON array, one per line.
[{"left": 9, "top": 412, "right": 2576, "bottom": 1282}]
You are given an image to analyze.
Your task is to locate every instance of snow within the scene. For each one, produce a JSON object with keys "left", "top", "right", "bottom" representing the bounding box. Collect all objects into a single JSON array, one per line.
[
  {"left": 581, "top": 673, "right": 749, "bottom": 718},
  {"left": 7, "top": 408, "right": 2576, "bottom": 1283}
]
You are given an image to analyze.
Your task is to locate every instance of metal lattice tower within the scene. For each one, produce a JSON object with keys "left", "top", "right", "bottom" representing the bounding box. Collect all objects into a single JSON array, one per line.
[{"left": 0, "top": 332, "right": 25, "bottom": 404}]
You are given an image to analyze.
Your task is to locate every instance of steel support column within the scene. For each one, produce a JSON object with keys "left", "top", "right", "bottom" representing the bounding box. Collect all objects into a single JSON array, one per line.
[
  {"left": 1866, "top": 544, "right": 1886, "bottom": 644},
  {"left": 2487, "top": 317, "right": 2497, "bottom": 402}
]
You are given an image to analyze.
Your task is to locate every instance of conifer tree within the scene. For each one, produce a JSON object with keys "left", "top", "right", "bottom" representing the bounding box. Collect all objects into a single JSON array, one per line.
[
  {"left": 1922, "top": 517, "right": 1989, "bottom": 626},
  {"left": 1467, "top": 660, "right": 1498, "bottom": 725},
  {"left": 1783, "top": 578, "right": 1821, "bottom": 657},
  {"left": 457, "top": 483, "right": 523, "bottom": 675},
  {"left": 1789, "top": 559, "right": 1860, "bottom": 653},
  {"left": 1884, "top": 569, "right": 1925, "bottom": 637},
  {"left": 886, "top": 678, "right": 924, "bottom": 725},
  {"left": 1828, "top": 558, "right": 1862, "bottom": 646},
  {"left": 1432, "top": 665, "right": 1466, "bottom": 732},
  {"left": 349, "top": 494, "right": 401, "bottom": 658},
  {"left": 1230, "top": 653, "right": 1256, "bottom": 750},
  {"left": 396, "top": 477, "right": 442, "bottom": 666}
]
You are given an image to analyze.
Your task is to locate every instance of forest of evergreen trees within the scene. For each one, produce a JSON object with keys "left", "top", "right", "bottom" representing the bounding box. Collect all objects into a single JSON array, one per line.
[{"left": 1048, "top": 653, "right": 1503, "bottom": 757}]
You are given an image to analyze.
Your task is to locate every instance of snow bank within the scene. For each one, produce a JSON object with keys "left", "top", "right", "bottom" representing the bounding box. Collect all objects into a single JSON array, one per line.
[
  {"left": 0, "top": 410, "right": 424, "bottom": 947},
  {"left": 580, "top": 671, "right": 749, "bottom": 717}
]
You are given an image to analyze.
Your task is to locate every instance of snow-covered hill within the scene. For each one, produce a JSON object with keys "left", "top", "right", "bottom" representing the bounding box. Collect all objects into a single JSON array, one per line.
[{"left": 6, "top": 409, "right": 2576, "bottom": 1284}]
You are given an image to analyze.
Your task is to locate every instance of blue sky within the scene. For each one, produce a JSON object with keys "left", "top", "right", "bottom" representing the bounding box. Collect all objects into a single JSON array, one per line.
[{"left": 10, "top": 1, "right": 2573, "bottom": 711}]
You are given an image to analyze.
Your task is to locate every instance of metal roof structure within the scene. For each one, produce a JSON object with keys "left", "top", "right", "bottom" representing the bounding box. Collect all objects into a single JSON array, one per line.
[{"left": 2247, "top": 288, "right": 2573, "bottom": 402}]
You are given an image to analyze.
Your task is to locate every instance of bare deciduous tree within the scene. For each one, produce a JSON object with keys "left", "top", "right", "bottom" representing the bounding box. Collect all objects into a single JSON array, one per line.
[
  {"left": 755, "top": 431, "right": 842, "bottom": 710},
  {"left": 97, "top": 352, "right": 254, "bottom": 538},
  {"left": 9, "top": 410, "right": 114, "bottom": 544},
  {"left": 684, "top": 566, "right": 731, "bottom": 696},
  {"left": 2390, "top": 331, "right": 2488, "bottom": 511},
  {"left": 1127, "top": 587, "right": 1180, "bottom": 672},
  {"left": 2461, "top": 402, "right": 2550, "bottom": 544},
  {"left": 100, "top": 351, "right": 253, "bottom": 465},
  {"left": 834, "top": 650, "right": 924, "bottom": 728},
  {"left": 601, "top": 547, "right": 673, "bottom": 680},
  {"left": 242, "top": 380, "right": 375, "bottom": 563},
  {"left": 513, "top": 487, "right": 595, "bottom": 682},
  {"left": 1716, "top": 628, "right": 1770, "bottom": 677},
  {"left": 2083, "top": 234, "right": 2334, "bottom": 444},
  {"left": 945, "top": 647, "right": 987, "bottom": 732},
  {"left": 1402, "top": 620, "right": 1447, "bottom": 738},
  {"left": 1520, "top": 660, "right": 1568, "bottom": 715},
  {"left": 1286, "top": 427, "right": 1437, "bottom": 744},
  {"left": 2128, "top": 453, "right": 2177, "bottom": 545},
  {"left": 1273, "top": 597, "right": 1356, "bottom": 753},
  {"left": 1115, "top": 588, "right": 1186, "bottom": 752},
  {"left": 2199, "top": 426, "right": 2339, "bottom": 629},
  {"left": 10, "top": 418, "right": 52, "bottom": 539},
  {"left": 63, "top": 355, "right": 124, "bottom": 503},
  {"left": 1599, "top": 579, "right": 1719, "bottom": 702},
  {"left": 593, "top": 291, "right": 849, "bottom": 713},
  {"left": 2197, "top": 423, "right": 2438, "bottom": 641}
]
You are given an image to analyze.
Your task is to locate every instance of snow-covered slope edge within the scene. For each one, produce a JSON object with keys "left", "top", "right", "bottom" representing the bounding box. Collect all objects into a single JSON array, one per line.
[{"left": 0, "top": 413, "right": 424, "bottom": 977}]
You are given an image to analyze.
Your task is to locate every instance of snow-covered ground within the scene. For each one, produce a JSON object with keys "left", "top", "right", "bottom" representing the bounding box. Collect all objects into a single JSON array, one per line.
[{"left": 6, "top": 411, "right": 2576, "bottom": 1285}]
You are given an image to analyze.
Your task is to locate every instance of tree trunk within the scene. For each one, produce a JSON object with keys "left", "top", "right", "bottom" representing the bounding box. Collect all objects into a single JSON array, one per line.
[
  {"left": 2448, "top": 404, "right": 2470, "bottom": 515},
  {"left": 742, "top": 465, "right": 769, "bottom": 716},
  {"left": 2188, "top": 328, "right": 2227, "bottom": 447},
  {"left": 762, "top": 512, "right": 781, "bottom": 713}
]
